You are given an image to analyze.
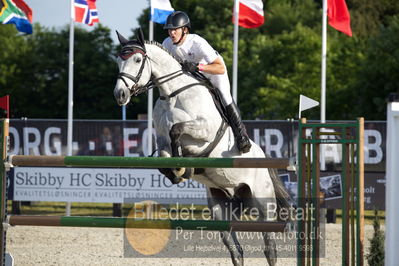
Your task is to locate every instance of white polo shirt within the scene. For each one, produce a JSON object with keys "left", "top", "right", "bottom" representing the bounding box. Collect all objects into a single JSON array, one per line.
[{"left": 162, "top": 34, "right": 232, "bottom": 105}]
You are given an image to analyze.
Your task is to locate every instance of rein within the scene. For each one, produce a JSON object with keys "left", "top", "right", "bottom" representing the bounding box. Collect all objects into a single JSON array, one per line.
[
  {"left": 156, "top": 71, "right": 215, "bottom": 101},
  {"left": 159, "top": 82, "right": 205, "bottom": 100}
]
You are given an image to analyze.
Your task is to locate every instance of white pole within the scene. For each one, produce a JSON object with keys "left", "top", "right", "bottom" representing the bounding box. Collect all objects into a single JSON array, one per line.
[
  {"left": 147, "top": 14, "right": 154, "bottom": 156},
  {"left": 232, "top": 0, "right": 239, "bottom": 103},
  {"left": 66, "top": 0, "right": 75, "bottom": 216},
  {"left": 319, "top": 0, "right": 328, "bottom": 171},
  {"left": 385, "top": 94, "right": 399, "bottom": 266},
  {"left": 298, "top": 97, "right": 302, "bottom": 119},
  {"left": 321, "top": 0, "right": 327, "bottom": 123}
]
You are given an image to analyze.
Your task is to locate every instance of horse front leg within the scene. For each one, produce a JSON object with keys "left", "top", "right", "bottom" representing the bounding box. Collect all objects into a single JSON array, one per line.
[
  {"left": 155, "top": 135, "right": 185, "bottom": 184},
  {"left": 169, "top": 118, "right": 211, "bottom": 179}
]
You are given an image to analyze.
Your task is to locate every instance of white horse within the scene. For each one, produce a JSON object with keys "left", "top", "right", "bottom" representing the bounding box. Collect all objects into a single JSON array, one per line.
[{"left": 113, "top": 30, "right": 290, "bottom": 266}]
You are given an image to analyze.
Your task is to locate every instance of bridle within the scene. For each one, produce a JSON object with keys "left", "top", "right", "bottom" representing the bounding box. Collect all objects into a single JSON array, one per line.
[
  {"left": 117, "top": 42, "right": 207, "bottom": 100},
  {"left": 117, "top": 44, "right": 153, "bottom": 96}
]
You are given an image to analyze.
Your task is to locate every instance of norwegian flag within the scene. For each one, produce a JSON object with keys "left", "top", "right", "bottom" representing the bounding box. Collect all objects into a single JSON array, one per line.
[{"left": 74, "top": 0, "right": 99, "bottom": 26}]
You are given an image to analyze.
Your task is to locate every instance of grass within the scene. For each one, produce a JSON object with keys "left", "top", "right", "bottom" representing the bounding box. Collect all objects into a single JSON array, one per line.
[{"left": 335, "top": 209, "right": 385, "bottom": 225}]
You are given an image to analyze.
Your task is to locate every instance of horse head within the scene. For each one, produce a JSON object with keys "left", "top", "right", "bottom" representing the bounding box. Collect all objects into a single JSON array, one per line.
[{"left": 114, "top": 29, "right": 152, "bottom": 106}]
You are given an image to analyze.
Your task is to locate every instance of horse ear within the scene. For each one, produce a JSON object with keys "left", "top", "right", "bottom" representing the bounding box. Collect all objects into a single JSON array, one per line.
[
  {"left": 136, "top": 28, "right": 145, "bottom": 48},
  {"left": 116, "top": 31, "right": 129, "bottom": 46}
]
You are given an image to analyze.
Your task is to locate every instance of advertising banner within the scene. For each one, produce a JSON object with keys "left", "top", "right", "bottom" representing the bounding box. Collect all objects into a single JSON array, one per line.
[{"left": 10, "top": 167, "right": 207, "bottom": 203}]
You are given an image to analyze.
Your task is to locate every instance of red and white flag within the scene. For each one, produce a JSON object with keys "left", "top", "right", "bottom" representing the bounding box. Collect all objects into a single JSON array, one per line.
[
  {"left": 234, "top": 0, "right": 264, "bottom": 28},
  {"left": 328, "top": 0, "right": 352, "bottom": 36}
]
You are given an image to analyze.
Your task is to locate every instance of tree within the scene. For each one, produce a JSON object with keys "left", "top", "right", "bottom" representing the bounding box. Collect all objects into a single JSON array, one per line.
[
  {"left": 366, "top": 209, "right": 384, "bottom": 266},
  {"left": 348, "top": 0, "right": 399, "bottom": 37},
  {"left": 326, "top": 32, "right": 366, "bottom": 120},
  {"left": 355, "top": 15, "right": 399, "bottom": 120},
  {"left": 0, "top": 25, "right": 32, "bottom": 115},
  {"left": 71, "top": 25, "right": 120, "bottom": 119},
  {"left": 239, "top": 24, "right": 321, "bottom": 119},
  {"left": 1, "top": 23, "right": 123, "bottom": 119}
]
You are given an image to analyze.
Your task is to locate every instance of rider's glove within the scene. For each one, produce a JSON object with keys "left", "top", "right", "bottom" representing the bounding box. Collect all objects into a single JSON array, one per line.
[{"left": 181, "top": 61, "right": 199, "bottom": 73}]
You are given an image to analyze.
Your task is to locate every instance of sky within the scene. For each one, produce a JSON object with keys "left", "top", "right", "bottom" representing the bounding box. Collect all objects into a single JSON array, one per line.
[{"left": 24, "top": 0, "right": 149, "bottom": 43}]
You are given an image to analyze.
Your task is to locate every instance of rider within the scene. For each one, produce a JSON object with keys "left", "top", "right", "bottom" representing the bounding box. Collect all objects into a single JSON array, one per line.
[{"left": 162, "top": 11, "right": 251, "bottom": 153}]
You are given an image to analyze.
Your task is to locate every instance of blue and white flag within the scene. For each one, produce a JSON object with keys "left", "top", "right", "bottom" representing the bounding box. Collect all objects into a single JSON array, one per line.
[{"left": 150, "top": 0, "right": 174, "bottom": 24}]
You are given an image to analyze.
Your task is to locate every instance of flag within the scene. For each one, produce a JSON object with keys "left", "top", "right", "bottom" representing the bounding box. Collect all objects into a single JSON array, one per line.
[
  {"left": 150, "top": 0, "right": 174, "bottom": 24},
  {"left": 299, "top": 95, "right": 319, "bottom": 112},
  {"left": 327, "top": 0, "right": 352, "bottom": 36},
  {"left": 74, "top": 0, "right": 99, "bottom": 26},
  {"left": 233, "top": 0, "right": 264, "bottom": 28},
  {"left": 299, "top": 95, "right": 319, "bottom": 118},
  {"left": 0, "top": 95, "right": 9, "bottom": 118},
  {"left": 0, "top": 0, "right": 32, "bottom": 34}
]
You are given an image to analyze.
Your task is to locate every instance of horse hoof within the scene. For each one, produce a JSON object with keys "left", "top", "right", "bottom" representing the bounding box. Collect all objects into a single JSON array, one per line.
[
  {"left": 265, "top": 248, "right": 277, "bottom": 266},
  {"left": 171, "top": 176, "right": 184, "bottom": 184},
  {"left": 232, "top": 257, "right": 243, "bottom": 266},
  {"left": 172, "top": 167, "right": 186, "bottom": 177},
  {"left": 182, "top": 168, "right": 194, "bottom": 179}
]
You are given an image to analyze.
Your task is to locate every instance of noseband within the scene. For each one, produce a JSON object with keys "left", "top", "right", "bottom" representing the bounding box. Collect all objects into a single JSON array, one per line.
[{"left": 117, "top": 44, "right": 153, "bottom": 96}]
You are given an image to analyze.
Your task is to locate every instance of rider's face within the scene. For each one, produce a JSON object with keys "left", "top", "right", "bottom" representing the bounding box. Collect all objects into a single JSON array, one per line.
[{"left": 168, "top": 27, "right": 186, "bottom": 43}]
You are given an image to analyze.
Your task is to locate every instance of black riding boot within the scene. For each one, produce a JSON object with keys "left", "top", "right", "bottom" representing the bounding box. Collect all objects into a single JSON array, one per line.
[{"left": 225, "top": 102, "right": 251, "bottom": 153}]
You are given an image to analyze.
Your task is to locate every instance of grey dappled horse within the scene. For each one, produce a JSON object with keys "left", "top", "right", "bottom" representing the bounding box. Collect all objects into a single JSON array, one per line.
[{"left": 113, "top": 30, "right": 290, "bottom": 266}]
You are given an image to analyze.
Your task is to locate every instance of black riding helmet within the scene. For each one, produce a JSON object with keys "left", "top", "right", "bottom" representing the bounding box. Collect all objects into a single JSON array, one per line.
[{"left": 163, "top": 11, "right": 191, "bottom": 30}]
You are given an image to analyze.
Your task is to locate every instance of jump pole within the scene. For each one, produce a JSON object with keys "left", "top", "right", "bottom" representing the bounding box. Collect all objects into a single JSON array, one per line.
[
  {"left": 7, "top": 155, "right": 292, "bottom": 169},
  {"left": 7, "top": 215, "right": 286, "bottom": 232}
]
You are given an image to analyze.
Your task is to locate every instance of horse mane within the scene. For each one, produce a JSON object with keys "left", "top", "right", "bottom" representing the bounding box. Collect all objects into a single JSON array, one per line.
[{"left": 144, "top": 40, "right": 183, "bottom": 64}]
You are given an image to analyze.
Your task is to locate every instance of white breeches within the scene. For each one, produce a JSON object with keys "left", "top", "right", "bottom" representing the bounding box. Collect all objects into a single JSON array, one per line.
[
  {"left": 204, "top": 73, "right": 233, "bottom": 106},
  {"left": 214, "top": 78, "right": 233, "bottom": 106}
]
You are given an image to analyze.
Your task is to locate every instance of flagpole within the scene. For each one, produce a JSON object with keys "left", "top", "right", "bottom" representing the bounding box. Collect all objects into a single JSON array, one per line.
[
  {"left": 147, "top": 10, "right": 154, "bottom": 156},
  {"left": 298, "top": 100, "right": 302, "bottom": 119},
  {"left": 66, "top": 0, "right": 75, "bottom": 216},
  {"left": 320, "top": 0, "right": 328, "bottom": 171},
  {"left": 232, "top": 0, "right": 239, "bottom": 103},
  {"left": 321, "top": 0, "right": 327, "bottom": 123}
]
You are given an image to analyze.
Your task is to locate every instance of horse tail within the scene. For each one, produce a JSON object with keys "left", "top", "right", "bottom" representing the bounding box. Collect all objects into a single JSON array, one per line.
[{"left": 265, "top": 155, "right": 292, "bottom": 220}]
